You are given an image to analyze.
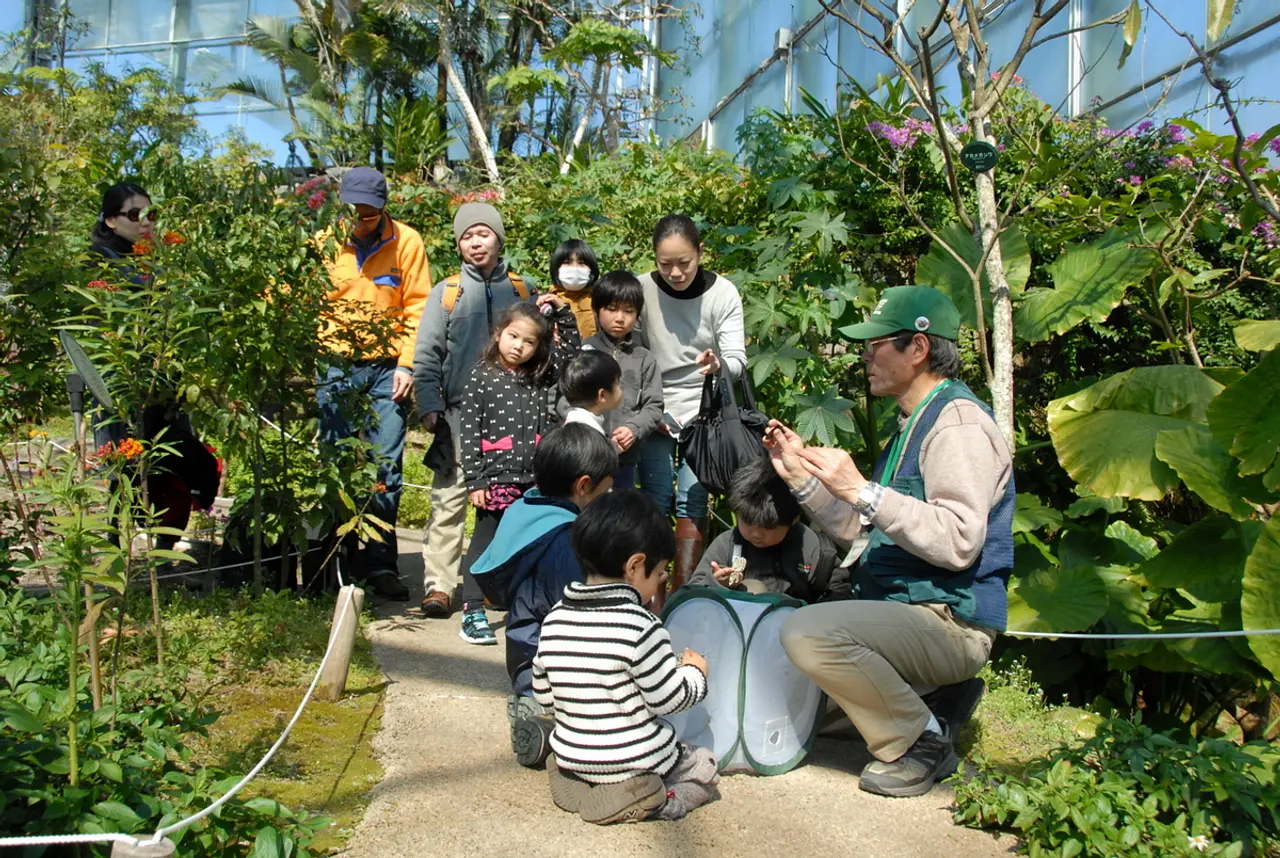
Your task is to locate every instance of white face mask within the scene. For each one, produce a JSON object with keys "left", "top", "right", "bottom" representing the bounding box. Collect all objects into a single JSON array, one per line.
[{"left": 558, "top": 265, "right": 592, "bottom": 290}]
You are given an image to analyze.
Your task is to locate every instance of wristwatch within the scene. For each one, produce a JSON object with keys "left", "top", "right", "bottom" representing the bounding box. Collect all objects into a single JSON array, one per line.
[{"left": 852, "top": 482, "right": 884, "bottom": 517}]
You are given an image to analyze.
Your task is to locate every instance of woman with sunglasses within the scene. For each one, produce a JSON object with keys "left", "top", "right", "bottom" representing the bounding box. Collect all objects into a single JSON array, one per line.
[{"left": 88, "top": 181, "right": 157, "bottom": 285}]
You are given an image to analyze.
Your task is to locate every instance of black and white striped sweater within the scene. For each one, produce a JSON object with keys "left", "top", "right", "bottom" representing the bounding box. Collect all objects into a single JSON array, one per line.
[{"left": 531, "top": 581, "right": 708, "bottom": 784}]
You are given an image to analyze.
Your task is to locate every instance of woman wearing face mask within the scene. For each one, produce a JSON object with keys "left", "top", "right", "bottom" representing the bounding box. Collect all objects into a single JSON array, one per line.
[
  {"left": 636, "top": 214, "right": 746, "bottom": 595},
  {"left": 88, "top": 181, "right": 157, "bottom": 286},
  {"left": 548, "top": 239, "right": 600, "bottom": 338}
]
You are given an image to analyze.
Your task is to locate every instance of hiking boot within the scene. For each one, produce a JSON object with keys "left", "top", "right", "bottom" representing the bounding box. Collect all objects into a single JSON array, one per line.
[
  {"left": 458, "top": 607, "right": 496, "bottom": 645},
  {"left": 921, "top": 678, "right": 985, "bottom": 736},
  {"left": 513, "top": 716, "right": 554, "bottom": 769},
  {"left": 548, "top": 756, "right": 590, "bottom": 814},
  {"left": 366, "top": 572, "right": 410, "bottom": 601},
  {"left": 858, "top": 730, "right": 958, "bottom": 798},
  {"left": 578, "top": 773, "right": 667, "bottom": 825},
  {"left": 508, "top": 695, "right": 550, "bottom": 748},
  {"left": 420, "top": 590, "right": 452, "bottom": 618}
]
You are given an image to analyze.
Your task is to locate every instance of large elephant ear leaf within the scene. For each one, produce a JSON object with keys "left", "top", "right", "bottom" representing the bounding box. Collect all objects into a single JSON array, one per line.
[
  {"left": 1242, "top": 516, "right": 1280, "bottom": 679},
  {"left": 914, "top": 221, "right": 1029, "bottom": 330},
  {"left": 1007, "top": 565, "right": 1109, "bottom": 633},
  {"left": 1154, "top": 426, "right": 1275, "bottom": 519},
  {"left": 1136, "top": 515, "right": 1260, "bottom": 604},
  {"left": 1207, "top": 349, "right": 1280, "bottom": 491},
  {"left": 1048, "top": 366, "right": 1225, "bottom": 500},
  {"left": 1014, "top": 227, "right": 1160, "bottom": 343}
]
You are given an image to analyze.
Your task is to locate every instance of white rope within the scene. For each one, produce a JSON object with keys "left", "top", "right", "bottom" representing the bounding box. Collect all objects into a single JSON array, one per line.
[
  {"left": 0, "top": 832, "right": 143, "bottom": 849},
  {"left": 402, "top": 482, "right": 431, "bottom": 490},
  {"left": 1005, "top": 628, "right": 1280, "bottom": 640},
  {"left": 146, "top": 586, "right": 354, "bottom": 842}
]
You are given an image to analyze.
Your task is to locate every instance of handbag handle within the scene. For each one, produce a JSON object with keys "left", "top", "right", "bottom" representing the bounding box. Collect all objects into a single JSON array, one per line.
[
  {"left": 717, "top": 362, "right": 759, "bottom": 412},
  {"left": 698, "top": 372, "right": 720, "bottom": 417}
]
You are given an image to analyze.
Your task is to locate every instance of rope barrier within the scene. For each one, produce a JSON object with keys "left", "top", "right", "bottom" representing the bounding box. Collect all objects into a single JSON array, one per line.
[
  {"left": 0, "top": 832, "right": 143, "bottom": 849},
  {"left": 1005, "top": 627, "right": 1280, "bottom": 641}
]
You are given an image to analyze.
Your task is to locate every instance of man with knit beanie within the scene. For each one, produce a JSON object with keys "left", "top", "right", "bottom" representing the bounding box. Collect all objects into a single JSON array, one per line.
[
  {"left": 413, "top": 201, "right": 535, "bottom": 618},
  {"left": 763, "top": 286, "right": 1013, "bottom": 799},
  {"left": 319, "top": 167, "right": 430, "bottom": 601}
]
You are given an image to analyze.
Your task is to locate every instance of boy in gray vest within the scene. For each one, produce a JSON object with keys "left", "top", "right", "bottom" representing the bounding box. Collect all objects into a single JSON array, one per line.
[{"left": 766, "top": 286, "right": 1013, "bottom": 799}]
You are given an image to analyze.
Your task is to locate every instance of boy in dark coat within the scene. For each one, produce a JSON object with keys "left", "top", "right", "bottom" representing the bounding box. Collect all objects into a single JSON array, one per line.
[{"left": 468, "top": 424, "right": 618, "bottom": 767}]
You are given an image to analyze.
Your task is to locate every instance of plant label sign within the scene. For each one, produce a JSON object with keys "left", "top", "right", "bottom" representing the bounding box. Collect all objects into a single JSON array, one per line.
[{"left": 961, "top": 141, "right": 999, "bottom": 173}]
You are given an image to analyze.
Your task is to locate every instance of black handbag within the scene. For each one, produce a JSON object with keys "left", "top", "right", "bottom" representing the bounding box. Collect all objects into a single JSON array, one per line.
[{"left": 677, "top": 368, "right": 771, "bottom": 496}]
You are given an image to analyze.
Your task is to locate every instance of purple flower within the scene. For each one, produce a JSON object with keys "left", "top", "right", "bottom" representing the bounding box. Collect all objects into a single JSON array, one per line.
[
  {"left": 1253, "top": 221, "right": 1279, "bottom": 249},
  {"left": 867, "top": 120, "right": 916, "bottom": 149},
  {"left": 1124, "top": 161, "right": 1137, "bottom": 169},
  {"left": 1269, "top": 137, "right": 1280, "bottom": 157},
  {"left": 1128, "top": 175, "right": 1143, "bottom": 186},
  {"left": 1136, "top": 120, "right": 1155, "bottom": 134},
  {"left": 1246, "top": 132, "right": 1261, "bottom": 145},
  {"left": 1166, "top": 123, "right": 1187, "bottom": 144},
  {"left": 1100, "top": 128, "right": 1119, "bottom": 139}
]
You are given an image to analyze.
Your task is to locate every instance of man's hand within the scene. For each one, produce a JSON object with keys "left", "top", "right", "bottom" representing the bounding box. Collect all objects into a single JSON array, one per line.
[
  {"left": 612, "top": 425, "right": 635, "bottom": 451},
  {"left": 681, "top": 648, "right": 709, "bottom": 677},
  {"left": 391, "top": 369, "right": 413, "bottom": 402},
  {"left": 763, "top": 420, "right": 808, "bottom": 487},
  {"left": 469, "top": 488, "right": 489, "bottom": 508},
  {"left": 421, "top": 411, "right": 440, "bottom": 432},
  {"left": 799, "top": 447, "right": 868, "bottom": 504},
  {"left": 695, "top": 349, "right": 721, "bottom": 376}
]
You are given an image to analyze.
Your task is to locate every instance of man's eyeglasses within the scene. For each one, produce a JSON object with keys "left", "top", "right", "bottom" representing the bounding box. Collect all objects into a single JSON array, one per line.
[
  {"left": 863, "top": 333, "right": 903, "bottom": 354},
  {"left": 117, "top": 207, "right": 158, "bottom": 223}
]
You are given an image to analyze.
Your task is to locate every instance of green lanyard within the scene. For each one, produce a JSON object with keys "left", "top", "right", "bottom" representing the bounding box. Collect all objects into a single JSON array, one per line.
[{"left": 877, "top": 380, "right": 954, "bottom": 485}]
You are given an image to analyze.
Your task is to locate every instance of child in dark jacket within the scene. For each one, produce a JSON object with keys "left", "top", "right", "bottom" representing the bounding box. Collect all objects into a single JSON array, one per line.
[
  {"left": 458, "top": 300, "right": 580, "bottom": 645},
  {"left": 581, "top": 271, "right": 663, "bottom": 489},
  {"left": 468, "top": 424, "right": 617, "bottom": 767}
]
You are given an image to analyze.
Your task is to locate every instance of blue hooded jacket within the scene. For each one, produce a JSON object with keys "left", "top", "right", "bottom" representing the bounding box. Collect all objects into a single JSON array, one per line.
[{"left": 471, "top": 489, "right": 583, "bottom": 696}]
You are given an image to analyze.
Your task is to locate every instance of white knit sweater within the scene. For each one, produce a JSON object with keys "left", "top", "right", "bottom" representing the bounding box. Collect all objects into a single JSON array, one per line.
[
  {"left": 637, "top": 270, "right": 747, "bottom": 427},
  {"left": 532, "top": 581, "right": 708, "bottom": 784}
]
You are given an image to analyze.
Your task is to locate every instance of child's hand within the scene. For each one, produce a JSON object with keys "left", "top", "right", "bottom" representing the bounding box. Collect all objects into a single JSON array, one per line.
[
  {"left": 612, "top": 426, "right": 635, "bottom": 451},
  {"left": 469, "top": 488, "right": 489, "bottom": 508},
  {"left": 681, "top": 648, "right": 708, "bottom": 676},
  {"left": 711, "top": 560, "right": 745, "bottom": 588},
  {"left": 535, "top": 293, "right": 565, "bottom": 311}
]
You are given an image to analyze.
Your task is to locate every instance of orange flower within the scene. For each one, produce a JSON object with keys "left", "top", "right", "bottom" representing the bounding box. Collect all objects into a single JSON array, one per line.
[
  {"left": 86, "top": 279, "right": 121, "bottom": 292},
  {"left": 162, "top": 231, "right": 185, "bottom": 246},
  {"left": 95, "top": 442, "right": 115, "bottom": 458},
  {"left": 132, "top": 241, "right": 153, "bottom": 255},
  {"left": 373, "top": 482, "right": 388, "bottom": 493},
  {"left": 117, "top": 438, "right": 144, "bottom": 459}
]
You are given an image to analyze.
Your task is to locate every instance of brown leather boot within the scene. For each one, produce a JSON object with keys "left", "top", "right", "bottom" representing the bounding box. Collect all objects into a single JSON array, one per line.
[{"left": 671, "top": 516, "right": 705, "bottom": 595}]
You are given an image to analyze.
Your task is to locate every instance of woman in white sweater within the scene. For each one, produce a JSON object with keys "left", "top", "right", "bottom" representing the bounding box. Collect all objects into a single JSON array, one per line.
[{"left": 636, "top": 214, "right": 747, "bottom": 591}]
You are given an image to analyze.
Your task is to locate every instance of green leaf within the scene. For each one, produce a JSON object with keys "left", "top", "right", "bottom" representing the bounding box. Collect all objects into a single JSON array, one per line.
[
  {"left": 2, "top": 705, "right": 42, "bottom": 733},
  {"left": 246, "top": 797, "right": 295, "bottom": 819},
  {"left": 1007, "top": 565, "right": 1110, "bottom": 633},
  {"left": 1104, "top": 521, "right": 1157, "bottom": 561},
  {"left": 253, "top": 826, "right": 284, "bottom": 858},
  {"left": 93, "top": 801, "right": 143, "bottom": 826},
  {"left": 1155, "top": 425, "right": 1272, "bottom": 519},
  {"left": 1137, "top": 516, "right": 1259, "bottom": 603},
  {"left": 792, "top": 388, "right": 856, "bottom": 447},
  {"left": 1234, "top": 320, "right": 1280, "bottom": 352},
  {"left": 789, "top": 209, "right": 849, "bottom": 256},
  {"left": 1064, "top": 489, "right": 1126, "bottom": 519},
  {"left": 97, "top": 760, "right": 124, "bottom": 782},
  {"left": 1013, "top": 494, "right": 1064, "bottom": 535},
  {"left": 1242, "top": 516, "right": 1280, "bottom": 678},
  {"left": 1118, "top": 0, "right": 1141, "bottom": 69},
  {"left": 1207, "top": 349, "right": 1280, "bottom": 488},
  {"left": 1206, "top": 0, "right": 1235, "bottom": 42},
  {"left": 1048, "top": 366, "right": 1225, "bottom": 500},
  {"left": 1014, "top": 229, "right": 1158, "bottom": 343},
  {"left": 914, "top": 222, "right": 1030, "bottom": 329}
]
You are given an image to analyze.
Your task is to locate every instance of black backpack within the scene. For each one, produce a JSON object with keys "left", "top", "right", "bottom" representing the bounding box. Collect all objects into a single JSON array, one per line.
[{"left": 678, "top": 368, "right": 770, "bottom": 496}]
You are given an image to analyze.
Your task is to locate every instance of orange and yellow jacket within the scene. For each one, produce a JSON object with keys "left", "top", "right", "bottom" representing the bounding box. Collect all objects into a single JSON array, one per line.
[
  {"left": 323, "top": 217, "right": 431, "bottom": 369},
  {"left": 550, "top": 285, "right": 597, "bottom": 339}
]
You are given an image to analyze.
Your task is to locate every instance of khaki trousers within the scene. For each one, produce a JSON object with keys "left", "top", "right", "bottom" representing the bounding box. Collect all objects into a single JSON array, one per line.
[
  {"left": 780, "top": 600, "right": 993, "bottom": 762},
  {"left": 422, "top": 423, "right": 468, "bottom": 597}
]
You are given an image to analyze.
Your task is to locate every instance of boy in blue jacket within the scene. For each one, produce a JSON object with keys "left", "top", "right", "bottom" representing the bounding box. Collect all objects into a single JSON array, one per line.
[{"left": 469, "top": 423, "right": 617, "bottom": 767}]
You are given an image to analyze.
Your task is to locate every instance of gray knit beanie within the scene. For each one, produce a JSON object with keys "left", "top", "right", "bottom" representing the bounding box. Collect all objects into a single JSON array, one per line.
[{"left": 452, "top": 202, "right": 506, "bottom": 248}]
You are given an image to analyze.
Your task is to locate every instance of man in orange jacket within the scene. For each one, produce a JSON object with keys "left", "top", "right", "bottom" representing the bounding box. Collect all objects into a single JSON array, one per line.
[{"left": 318, "top": 167, "right": 430, "bottom": 599}]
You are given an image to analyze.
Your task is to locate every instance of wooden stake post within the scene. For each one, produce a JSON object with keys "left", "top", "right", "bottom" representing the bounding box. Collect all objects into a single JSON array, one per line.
[
  {"left": 317, "top": 585, "right": 364, "bottom": 701},
  {"left": 111, "top": 838, "right": 176, "bottom": 857}
]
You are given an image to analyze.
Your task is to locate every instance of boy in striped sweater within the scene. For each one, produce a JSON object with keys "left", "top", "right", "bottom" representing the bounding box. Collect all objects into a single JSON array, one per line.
[{"left": 532, "top": 489, "right": 721, "bottom": 824}]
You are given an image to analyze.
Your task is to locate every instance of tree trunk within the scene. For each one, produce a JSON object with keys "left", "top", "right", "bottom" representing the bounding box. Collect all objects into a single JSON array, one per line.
[
  {"left": 971, "top": 123, "right": 1015, "bottom": 449},
  {"left": 435, "top": 60, "right": 449, "bottom": 169},
  {"left": 439, "top": 30, "right": 502, "bottom": 186},
  {"left": 373, "top": 84, "right": 385, "bottom": 172},
  {"left": 561, "top": 61, "right": 606, "bottom": 175}
]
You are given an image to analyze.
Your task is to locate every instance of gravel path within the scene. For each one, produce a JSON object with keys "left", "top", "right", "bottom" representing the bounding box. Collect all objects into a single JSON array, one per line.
[{"left": 341, "top": 530, "right": 1013, "bottom": 858}]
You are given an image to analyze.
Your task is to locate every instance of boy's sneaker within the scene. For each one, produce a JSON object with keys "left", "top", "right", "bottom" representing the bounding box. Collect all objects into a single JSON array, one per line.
[
  {"left": 921, "top": 678, "right": 985, "bottom": 736},
  {"left": 547, "top": 756, "right": 591, "bottom": 814},
  {"left": 458, "top": 608, "right": 496, "bottom": 645},
  {"left": 578, "top": 773, "right": 667, "bottom": 825},
  {"left": 858, "top": 729, "right": 958, "bottom": 798},
  {"left": 507, "top": 696, "right": 550, "bottom": 748},
  {"left": 513, "top": 716, "right": 554, "bottom": 768}
]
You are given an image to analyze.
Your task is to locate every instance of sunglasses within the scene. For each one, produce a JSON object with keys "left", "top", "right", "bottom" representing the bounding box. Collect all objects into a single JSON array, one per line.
[{"left": 115, "top": 206, "right": 158, "bottom": 223}]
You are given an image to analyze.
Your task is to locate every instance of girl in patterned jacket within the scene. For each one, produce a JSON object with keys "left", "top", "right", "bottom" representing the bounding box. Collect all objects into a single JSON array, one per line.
[{"left": 457, "top": 298, "right": 581, "bottom": 644}]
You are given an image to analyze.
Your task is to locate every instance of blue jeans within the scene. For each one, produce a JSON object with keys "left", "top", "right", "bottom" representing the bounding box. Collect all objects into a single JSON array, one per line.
[
  {"left": 615, "top": 461, "right": 637, "bottom": 491},
  {"left": 637, "top": 432, "right": 707, "bottom": 519},
  {"left": 317, "top": 359, "right": 406, "bottom": 576}
]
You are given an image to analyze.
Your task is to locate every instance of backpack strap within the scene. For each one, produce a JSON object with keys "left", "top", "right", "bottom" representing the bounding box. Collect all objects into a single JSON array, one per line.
[{"left": 442, "top": 272, "right": 529, "bottom": 314}]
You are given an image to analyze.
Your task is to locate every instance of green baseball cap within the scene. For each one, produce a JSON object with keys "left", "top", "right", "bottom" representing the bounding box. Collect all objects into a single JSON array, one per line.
[{"left": 839, "top": 285, "right": 961, "bottom": 341}]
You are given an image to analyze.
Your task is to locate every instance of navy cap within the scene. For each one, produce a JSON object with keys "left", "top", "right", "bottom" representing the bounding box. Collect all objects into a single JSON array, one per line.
[{"left": 340, "top": 167, "right": 388, "bottom": 209}]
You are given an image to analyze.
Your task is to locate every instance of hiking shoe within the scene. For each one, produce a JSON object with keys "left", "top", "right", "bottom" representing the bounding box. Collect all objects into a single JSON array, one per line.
[
  {"left": 513, "top": 716, "right": 554, "bottom": 768},
  {"left": 548, "top": 756, "right": 591, "bottom": 814},
  {"left": 508, "top": 695, "right": 551, "bottom": 749},
  {"left": 420, "top": 590, "right": 452, "bottom": 618},
  {"left": 922, "top": 678, "right": 985, "bottom": 735},
  {"left": 458, "top": 608, "right": 496, "bottom": 645},
  {"left": 366, "top": 572, "right": 410, "bottom": 601},
  {"left": 578, "top": 773, "right": 666, "bottom": 825},
  {"left": 858, "top": 730, "right": 958, "bottom": 798}
]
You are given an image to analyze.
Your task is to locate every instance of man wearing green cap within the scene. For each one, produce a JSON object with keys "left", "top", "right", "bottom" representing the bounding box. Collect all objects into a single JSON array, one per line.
[{"left": 762, "top": 285, "right": 1014, "bottom": 798}]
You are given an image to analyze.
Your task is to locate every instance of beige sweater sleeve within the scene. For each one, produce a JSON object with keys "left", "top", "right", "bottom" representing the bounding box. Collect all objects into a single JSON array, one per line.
[{"left": 870, "top": 399, "right": 1012, "bottom": 571}]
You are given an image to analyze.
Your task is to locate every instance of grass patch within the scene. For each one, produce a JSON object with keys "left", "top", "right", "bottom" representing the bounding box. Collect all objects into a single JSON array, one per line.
[
  {"left": 401, "top": 433, "right": 476, "bottom": 536},
  {"left": 960, "top": 658, "right": 1099, "bottom": 775}
]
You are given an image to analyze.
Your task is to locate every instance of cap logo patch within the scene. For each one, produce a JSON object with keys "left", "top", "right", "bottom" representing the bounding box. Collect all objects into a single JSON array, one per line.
[
  {"left": 915, "top": 316, "right": 931, "bottom": 331},
  {"left": 872, "top": 297, "right": 889, "bottom": 316}
]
